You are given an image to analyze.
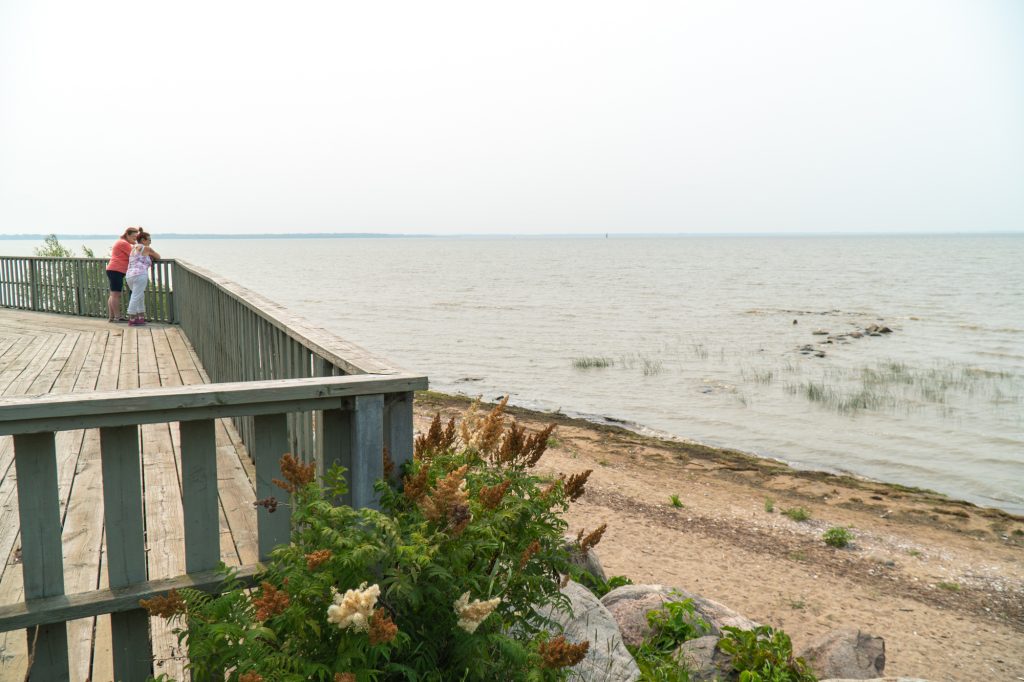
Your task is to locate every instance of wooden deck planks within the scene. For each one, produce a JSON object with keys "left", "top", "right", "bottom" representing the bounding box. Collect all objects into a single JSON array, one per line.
[{"left": 0, "top": 310, "right": 259, "bottom": 682}]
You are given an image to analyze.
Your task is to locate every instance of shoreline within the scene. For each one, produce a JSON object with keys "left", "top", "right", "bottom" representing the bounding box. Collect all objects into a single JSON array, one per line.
[
  {"left": 414, "top": 390, "right": 1024, "bottom": 681},
  {"left": 428, "top": 389, "right": 1023, "bottom": 518}
]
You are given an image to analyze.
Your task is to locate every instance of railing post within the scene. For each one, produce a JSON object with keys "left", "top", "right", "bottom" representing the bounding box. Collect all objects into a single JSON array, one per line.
[
  {"left": 14, "top": 432, "right": 70, "bottom": 681},
  {"left": 180, "top": 419, "right": 220, "bottom": 573},
  {"left": 254, "top": 413, "right": 291, "bottom": 560},
  {"left": 321, "top": 395, "right": 384, "bottom": 510},
  {"left": 100, "top": 425, "right": 154, "bottom": 681},
  {"left": 352, "top": 395, "right": 385, "bottom": 510}
]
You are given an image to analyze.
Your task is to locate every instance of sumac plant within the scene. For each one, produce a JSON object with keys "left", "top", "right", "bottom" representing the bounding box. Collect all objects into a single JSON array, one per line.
[{"left": 146, "top": 398, "right": 600, "bottom": 682}]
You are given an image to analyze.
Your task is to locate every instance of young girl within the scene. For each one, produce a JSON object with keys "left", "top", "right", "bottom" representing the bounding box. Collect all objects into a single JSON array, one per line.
[
  {"left": 105, "top": 227, "right": 139, "bottom": 322},
  {"left": 125, "top": 231, "right": 161, "bottom": 326}
]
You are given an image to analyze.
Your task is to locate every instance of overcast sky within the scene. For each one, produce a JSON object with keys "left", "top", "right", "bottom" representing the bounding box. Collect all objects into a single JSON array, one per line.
[{"left": 1, "top": 1, "right": 1022, "bottom": 235}]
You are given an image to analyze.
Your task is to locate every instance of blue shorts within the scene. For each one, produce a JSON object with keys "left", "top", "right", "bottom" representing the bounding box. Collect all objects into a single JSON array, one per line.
[{"left": 107, "top": 270, "right": 126, "bottom": 292}]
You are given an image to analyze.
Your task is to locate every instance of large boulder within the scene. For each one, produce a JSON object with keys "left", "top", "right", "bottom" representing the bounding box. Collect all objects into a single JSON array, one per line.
[
  {"left": 601, "top": 584, "right": 759, "bottom": 647},
  {"left": 798, "top": 627, "right": 886, "bottom": 679},
  {"left": 674, "top": 635, "right": 736, "bottom": 682},
  {"left": 538, "top": 580, "right": 640, "bottom": 681}
]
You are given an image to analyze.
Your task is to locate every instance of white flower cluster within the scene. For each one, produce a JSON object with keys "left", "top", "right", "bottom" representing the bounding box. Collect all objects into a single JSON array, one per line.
[
  {"left": 453, "top": 591, "right": 501, "bottom": 634},
  {"left": 326, "top": 582, "right": 380, "bottom": 632}
]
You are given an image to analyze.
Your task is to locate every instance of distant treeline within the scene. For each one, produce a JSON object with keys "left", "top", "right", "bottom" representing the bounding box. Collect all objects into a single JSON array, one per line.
[{"left": 0, "top": 233, "right": 419, "bottom": 240}]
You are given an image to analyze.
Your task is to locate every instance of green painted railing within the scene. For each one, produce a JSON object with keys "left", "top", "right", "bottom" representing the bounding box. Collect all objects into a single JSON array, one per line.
[
  {"left": 0, "top": 373, "right": 427, "bottom": 681},
  {"left": 0, "top": 260, "right": 428, "bottom": 680},
  {"left": 0, "top": 255, "right": 175, "bottom": 323},
  {"left": 173, "top": 260, "right": 417, "bottom": 471}
]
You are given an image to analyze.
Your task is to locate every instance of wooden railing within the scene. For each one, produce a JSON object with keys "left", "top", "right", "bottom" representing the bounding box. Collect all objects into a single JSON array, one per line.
[
  {"left": 172, "top": 260, "right": 417, "bottom": 473},
  {"left": 0, "top": 374, "right": 427, "bottom": 680},
  {"left": 0, "top": 258, "right": 429, "bottom": 680},
  {"left": 0, "top": 255, "right": 176, "bottom": 323}
]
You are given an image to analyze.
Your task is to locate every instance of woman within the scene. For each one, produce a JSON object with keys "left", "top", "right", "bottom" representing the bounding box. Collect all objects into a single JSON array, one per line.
[
  {"left": 106, "top": 227, "right": 139, "bottom": 322},
  {"left": 125, "top": 231, "right": 160, "bottom": 326}
]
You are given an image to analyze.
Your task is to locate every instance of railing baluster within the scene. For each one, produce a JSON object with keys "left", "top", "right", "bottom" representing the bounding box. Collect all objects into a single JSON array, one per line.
[
  {"left": 254, "top": 413, "right": 290, "bottom": 560},
  {"left": 180, "top": 420, "right": 220, "bottom": 573},
  {"left": 13, "top": 432, "right": 70, "bottom": 681},
  {"left": 99, "top": 425, "right": 153, "bottom": 680},
  {"left": 321, "top": 407, "right": 353, "bottom": 506},
  {"left": 385, "top": 390, "right": 415, "bottom": 484}
]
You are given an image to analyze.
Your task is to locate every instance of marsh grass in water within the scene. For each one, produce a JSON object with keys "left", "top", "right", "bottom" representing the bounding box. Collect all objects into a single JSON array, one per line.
[
  {"left": 571, "top": 356, "right": 614, "bottom": 369},
  {"left": 642, "top": 358, "right": 664, "bottom": 376},
  {"left": 782, "top": 358, "right": 1021, "bottom": 416}
]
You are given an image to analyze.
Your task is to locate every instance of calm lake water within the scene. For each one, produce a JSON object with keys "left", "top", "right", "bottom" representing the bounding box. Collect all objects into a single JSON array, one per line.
[{"left": 4, "top": 235, "right": 1023, "bottom": 513}]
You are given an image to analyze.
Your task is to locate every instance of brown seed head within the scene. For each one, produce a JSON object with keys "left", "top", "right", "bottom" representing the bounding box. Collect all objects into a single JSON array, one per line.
[
  {"left": 274, "top": 453, "right": 315, "bottom": 493},
  {"left": 139, "top": 589, "right": 185, "bottom": 619},
  {"left": 563, "top": 469, "right": 593, "bottom": 502},
  {"left": 524, "top": 424, "right": 556, "bottom": 467},
  {"left": 305, "top": 549, "right": 332, "bottom": 571},
  {"left": 519, "top": 539, "right": 541, "bottom": 569},
  {"left": 447, "top": 502, "right": 472, "bottom": 536},
  {"left": 252, "top": 581, "right": 290, "bottom": 621},
  {"left": 576, "top": 523, "right": 607, "bottom": 557},
  {"left": 334, "top": 674, "right": 356, "bottom": 682},
  {"left": 460, "top": 396, "right": 508, "bottom": 456},
  {"left": 478, "top": 479, "right": 512, "bottom": 509},
  {"left": 539, "top": 635, "right": 590, "bottom": 668},
  {"left": 418, "top": 465, "right": 469, "bottom": 523},
  {"left": 368, "top": 607, "right": 399, "bottom": 645},
  {"left": 402, "top": 465, "right": 430, "bottom": 503},
  {"left": 239, "top": 673, "right": 264, "bottom": 682},
  {"left": 383, "top": 445, "right": 395, "bottom": 480}
]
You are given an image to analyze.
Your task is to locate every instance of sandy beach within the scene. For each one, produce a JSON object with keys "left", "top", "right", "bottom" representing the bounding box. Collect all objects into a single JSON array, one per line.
[{"left": 414, "top": 392, "right": 1024, "bottom": 682}]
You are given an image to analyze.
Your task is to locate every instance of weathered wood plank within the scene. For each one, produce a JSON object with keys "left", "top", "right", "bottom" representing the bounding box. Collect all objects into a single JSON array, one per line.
[
  {"left": 0, "top": 564, "right": 262, "bottom": 632},
  {"left": 99, "top": 425, "right": 153, "bottom": 681},
  {"left": 254, "top": 414, "right": 290, "bottom": 560},
  {"left": 180, "top": 420, "right": 219, "bottom": 574},
  {"left": 0, "top": 333, "right": 63, "bottom": 396},
  {"left": 13, "top": 432, "right": 69, "bottom": 681},
  {"left": 351, "top": 395, "right": 385, "bottom": 510},
  {"left": 0, "top": 374, "right": 428, "bottom": 435},
  {"left": 138, "top": 345, "right": 186, "bottom": 681},
  {"left": 60, "top": 427, "right": 107, "bottom": 681}
]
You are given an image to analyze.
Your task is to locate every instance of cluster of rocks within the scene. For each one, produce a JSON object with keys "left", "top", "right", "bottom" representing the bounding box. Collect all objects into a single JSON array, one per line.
[
  {"left": 548, "top": 549, "right": 928, "bottom": 682},
  {"left": 798, "top": 324, "right": 894, "bottom": 359}
]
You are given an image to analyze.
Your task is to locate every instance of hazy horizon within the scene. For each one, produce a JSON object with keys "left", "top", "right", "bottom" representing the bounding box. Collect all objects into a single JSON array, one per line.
[{"left": 2, "top": 1, "right": 1022, "bottom": 236}]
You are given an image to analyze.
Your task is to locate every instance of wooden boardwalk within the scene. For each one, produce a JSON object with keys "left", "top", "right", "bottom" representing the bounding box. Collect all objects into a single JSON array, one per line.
[{"left": 0, "top": 309, "right": 260, "bottom": 682}]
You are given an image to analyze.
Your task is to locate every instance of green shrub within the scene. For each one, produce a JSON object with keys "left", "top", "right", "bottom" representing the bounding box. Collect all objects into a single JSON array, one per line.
[
  {"left": 822, "top": 527, "right": 853, "bottom": 548},
  {"left": 718, "top": 625, "right": 817, "bottom": 682},
  {"left": 764, "top": 497, "right": 774, "bottom": 513},
  {"left": 628, "top": 598, "right": 709, "bottom": 676},
  {"left": 670, "top": 494, "right": 684, "bottom": 508},
  {"left": 782, "top": 507, "right": 811, "bottom": 522},
  {"left": 146, "top": 400, "right": 596, "bottom": 681},
  {"left": 570, "top": 569, "right": 633, "bottom": 599}
]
